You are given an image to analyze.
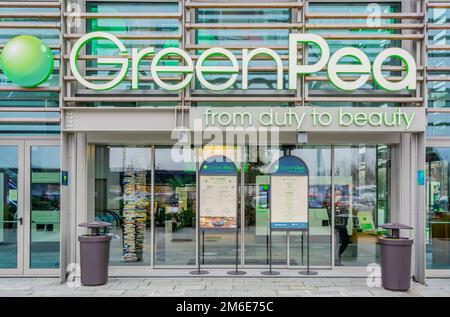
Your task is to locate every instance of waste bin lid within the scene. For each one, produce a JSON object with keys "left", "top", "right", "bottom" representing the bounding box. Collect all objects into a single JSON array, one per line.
[
  {"left": 382, "top": 223, "right": 413, "bottom": 230},
  {"left": 78, "top": 221, "right": 111, "bottom": 228}
]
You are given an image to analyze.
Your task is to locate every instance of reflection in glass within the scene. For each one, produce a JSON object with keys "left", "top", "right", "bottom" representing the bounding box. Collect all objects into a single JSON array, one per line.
[
  {"left": 30, "top": 146, "right": 60, "bottom": 268},
  {"left": 0, "top": 146, "right": 18, "bottom": 269},
  {"left": 244, "top": 147, "right": 284, "bottom": 265},
  {"left": 333, "top": 145, "right": 390, "bottom": 266},
  {"left": 426, "top": 147, "right": 450, "bottom": 269},
  {"left": 428, "top": 113, "right": 450, "bottom": 137},
  {"left": 308, "top": 2, "right": 400, "bottom": 93},
  {"left": 195, "top": 8, "right": 290, "bottom": 91},
  {"left": 154, "top": 147, "right": 196, "bottom": 266},
  {"left": 94, "top": 146, "right": 152, "bottom": 266},
  {"left": 87, "top": 2, "right": 180, "bottom": 92},
  {"left": 290, "top": 146, "right": 332, "bottom": 267},
  {"left": 244, "top": 146, "right": 332, "bottom": 267}
]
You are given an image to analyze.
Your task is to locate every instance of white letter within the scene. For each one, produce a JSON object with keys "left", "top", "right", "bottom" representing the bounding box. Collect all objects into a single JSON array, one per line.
[
  {"left": 242, "top": 48, "right": 283, "bottom": 90},
  {"left": 132, "top": 47, "right": 155, "bottom": 89},
  {"left": 327, "top": 47, "right": 371, "bottom": 91},
  {"left": 289, "top": 33, "right": 330, "bottom": 90},
  {"left": 151, "top": 47, "right": 194, "bottom": 91},
  {"left": 70, "top": 31, "right": 128, "bottom": 90},
  {"left": 196, "top": 48, "right": 239, "bottom": 91},
  {"left": 372, "top": 48, "right": 417, "bottom": 91}
]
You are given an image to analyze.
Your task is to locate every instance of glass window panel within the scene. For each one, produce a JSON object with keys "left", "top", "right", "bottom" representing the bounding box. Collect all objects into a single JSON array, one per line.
[
  {"left": 426, "top": 147, "right": 450, "bottom": 269},
  {"left": 308, "top": 2, "right": 401, "bottom": 93},
  {"left": 86, "top": 2, "right": 180, "bottom": 93},
  {"left": 333, "top": 145, "right": 390, "bottom": 267},
  {"left": 0, "top": 92, "right": 59, "bottom": 108},
  {"left": 0, "top": 123, "right": 60, "bottom": 136},
  {"left": 200, "top": 146, "right": 241, "bottom": 265},
  {"left": 290, "top": 146, "right": 332, "bottom": 267},
  {"left": 243, "top": 147, "right": 284, "bottom": 265},
  {"left": 429, "top": 51, "right": 450, "bottom": 69},
  {"left": 30, "top": 146, "right": 60, "bottom": 268},
  {"left": 0, "top": 146, "right": 19, "bottom": 269},
  {"left": 0, "top": 6, "right": 60, "bottom": 89},
  {"left": 428, "top": 8, "right": 450, "bottom": 25},
  {"left": 428, "top": 81, "right": 450, "bottom": 108},
  {"left": 428, "top": 113, "right": 450, "bottom": 137},
  {"left": 196, "top": 8, "right": 291, "bottom": 24},
  {"left": 94, "top": 145, "right": 152, "bottom": 266},
  {"left": 195, "top": 8, "right": 290, "bottom": 92},
  {"left": 154, "top": 147, "right": 196, "bottom": 266}
]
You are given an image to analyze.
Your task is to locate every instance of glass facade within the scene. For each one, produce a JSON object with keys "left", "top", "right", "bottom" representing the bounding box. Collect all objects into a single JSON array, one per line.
[
  {"left": 0, "top": 0, "right": 447, "bottom": 277},
  {"left": 89, "top": 145, "right": 389, "bottom": 268}
]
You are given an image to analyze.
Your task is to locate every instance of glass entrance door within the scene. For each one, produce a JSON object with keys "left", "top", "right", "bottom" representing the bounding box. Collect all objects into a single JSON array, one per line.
[
  {"left": 25, "top": 142, "right": 61, "bottom": 273},
  {"left": 0, "top": 142, "right": 23, "bottom": 274},
  {"left": 333, "top": 145, "right": 390, "bottom": 267},
  {"left": 0, "top": 140, "right": 60, "bottom": 275},
  {"left": 426, "top": 147, "right": 450, "bottom": 269}
]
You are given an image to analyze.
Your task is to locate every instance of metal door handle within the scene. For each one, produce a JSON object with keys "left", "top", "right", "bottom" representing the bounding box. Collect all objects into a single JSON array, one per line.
[{"left": 18, "top": 217, "right": 23, "bottom": 225}]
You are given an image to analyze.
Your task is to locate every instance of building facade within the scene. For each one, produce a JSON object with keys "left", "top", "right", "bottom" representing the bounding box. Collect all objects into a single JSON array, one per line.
[{"left": 0, "top": 0, "right": 448, "bottom": 283}]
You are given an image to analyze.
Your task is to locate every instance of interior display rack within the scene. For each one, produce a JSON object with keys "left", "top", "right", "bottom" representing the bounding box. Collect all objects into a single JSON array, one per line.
[{"left": 121, "top": 150, "right": 147, "bottom": 262}]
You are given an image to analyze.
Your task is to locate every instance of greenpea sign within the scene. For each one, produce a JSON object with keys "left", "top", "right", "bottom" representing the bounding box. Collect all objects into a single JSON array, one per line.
[
  {"left": 3, "top": 32, "right": 417, "bottom": 92},
  {"left": 69, "top": 31, "right": 417, "bottom": 92},
  {"left": 190, "top": 107, "right": 426, "bottom": 132},
  {"left": 1, "top": 35, "right": 54, "bottom": 87}
]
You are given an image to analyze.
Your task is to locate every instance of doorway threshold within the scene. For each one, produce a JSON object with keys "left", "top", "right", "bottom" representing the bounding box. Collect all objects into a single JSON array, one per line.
[{"left": 109, "top": 267, "right": 369, "bottom": 278}]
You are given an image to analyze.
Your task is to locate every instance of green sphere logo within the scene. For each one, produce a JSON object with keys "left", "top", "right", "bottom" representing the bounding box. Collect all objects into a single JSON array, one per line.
[{"left": 1, "top": 35, "right": 54, "bottom": 87}]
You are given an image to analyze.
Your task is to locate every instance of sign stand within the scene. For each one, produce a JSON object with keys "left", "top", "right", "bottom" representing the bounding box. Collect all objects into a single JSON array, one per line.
[
  {"left": 190, "top": 228, "right": 209, "bottom": 275},
  {"left": 261, "top": 155, "right": 317, "bottom": 276},
  {"left": 262, "top": 185, "right": 279, "bottom": 275},
  {"left": 191, "top": 155, "right": 243, "bottom": 276},
  {"left": 261, "top": 222, "right": 280, "bottom": 275},
  {"left": 227, "top": 226, "right": 246, "bottom": 275},
  {"left": 299, "top": 229, "right": 318, "bottom": 276}
]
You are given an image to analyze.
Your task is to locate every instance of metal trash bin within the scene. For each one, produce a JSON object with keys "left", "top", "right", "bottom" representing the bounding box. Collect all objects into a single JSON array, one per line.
[
  {"left": 379, "top": 223, "right": 413, "bottom": 291},
  {"left": 78, "top": 221, "right": 111, "bottom": 286}
]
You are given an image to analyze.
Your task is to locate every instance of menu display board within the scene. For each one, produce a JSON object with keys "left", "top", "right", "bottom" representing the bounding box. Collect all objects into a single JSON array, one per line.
[
  {"left": 200, "top": 175, "right": 237, "bottom": 229},
  {"left": 271, "top": 175, "right": 308, "bottom": 230}
]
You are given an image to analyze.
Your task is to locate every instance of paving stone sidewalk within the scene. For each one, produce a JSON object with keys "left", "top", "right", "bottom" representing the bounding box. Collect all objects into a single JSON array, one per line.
[{"left": 0, "top": 277, "right": 449, "bottom": 297}]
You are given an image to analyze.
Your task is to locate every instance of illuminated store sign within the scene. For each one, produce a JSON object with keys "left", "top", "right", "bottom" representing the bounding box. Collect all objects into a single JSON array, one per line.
[{"left": 70, "top": 31, "right": 417, "bottom": 92}]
